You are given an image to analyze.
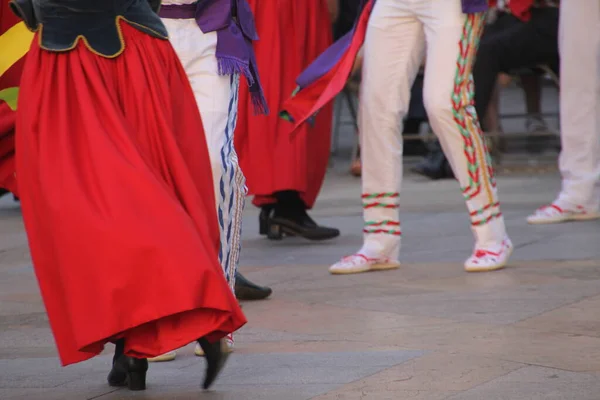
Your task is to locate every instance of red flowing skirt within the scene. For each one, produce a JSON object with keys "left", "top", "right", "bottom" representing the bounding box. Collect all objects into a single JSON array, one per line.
[
  {"left": 16, "top": 22, "right": 246, "bottom": 366},
  {"left": 235, "top": 0, "right": 334, "bottom": 209},
  {"left": 0, "top": 103, "right": 16, "bottom": 195}
]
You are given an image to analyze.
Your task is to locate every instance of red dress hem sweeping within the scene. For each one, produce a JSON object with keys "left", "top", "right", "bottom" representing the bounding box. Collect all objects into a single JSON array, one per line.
[{"left": 17, "top": 22, "right": 246, "bottom": 366}]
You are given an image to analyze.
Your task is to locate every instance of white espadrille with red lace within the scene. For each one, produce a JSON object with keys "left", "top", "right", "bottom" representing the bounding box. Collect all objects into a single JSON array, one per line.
[
  {"left": 527, "top": 203, "right": 600, "bottom": 225},
  {"left": 464, "top": 237, "right": 513, "bottom": 272},
  {"left": 329, "top": 254, "right": 400, "bottom": 275}
]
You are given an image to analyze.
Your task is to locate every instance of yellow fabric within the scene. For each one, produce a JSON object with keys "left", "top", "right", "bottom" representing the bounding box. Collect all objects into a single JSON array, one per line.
[{"left": 0, "top": 22, "right": 34, "bottom": 78}]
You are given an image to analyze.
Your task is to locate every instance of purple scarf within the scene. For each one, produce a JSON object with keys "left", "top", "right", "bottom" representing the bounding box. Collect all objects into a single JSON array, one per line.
[
  {"left": 159, "top": 0, "right": 268, "bottom": 114},
  {"left": 462, "top": 0, "right": 489, "bottom": 13}
]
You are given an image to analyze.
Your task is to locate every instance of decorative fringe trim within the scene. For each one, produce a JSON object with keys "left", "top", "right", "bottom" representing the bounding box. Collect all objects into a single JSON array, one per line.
[
  {"left": 251, "top": 90, "right": 269, "bottom": 115},
  {"left": 217, "top": 56, "right": 254, "bottom": 85},
  {"left": 217, "top": 56, "right": 268, "bottom": 115}
]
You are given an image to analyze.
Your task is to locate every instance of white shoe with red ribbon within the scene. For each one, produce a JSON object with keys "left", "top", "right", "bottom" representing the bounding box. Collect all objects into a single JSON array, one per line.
[
  {"left": 527, "top": 203, "right": 600, "bottom": 225},
  {"left": 329, "top": 253, "right": 400, "bottom": 275},
  {"left": 464, "top": 237, "right": 513, "bottom": 273}
]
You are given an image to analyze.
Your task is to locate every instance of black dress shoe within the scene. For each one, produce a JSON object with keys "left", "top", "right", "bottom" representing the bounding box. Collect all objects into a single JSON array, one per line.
[
  {"left": 411, "top": 150, "right": 455, "bottom": 180},
  {"left": 235, "top": 272, "right": 272, "bottom": 300},
  {"left": 267, "top": 190, "right": 340, "bottom": 241},
  {"left": 107, "top": 355, "right": 148, "bottom": 391},
  {"left": 197, "top": 337, "right": 229, "bottom": 390},
  {"left": 267, "top": 212, "right": 340, "bottom": 241}
]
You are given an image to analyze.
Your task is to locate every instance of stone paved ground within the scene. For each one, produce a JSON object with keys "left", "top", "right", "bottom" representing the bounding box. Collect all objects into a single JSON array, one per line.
[
  {"left": 2, "top": 85, "right": 600, "bottom": 399},
  {"left": 2, "top": 166, "right": 600, "bottom": 400}
]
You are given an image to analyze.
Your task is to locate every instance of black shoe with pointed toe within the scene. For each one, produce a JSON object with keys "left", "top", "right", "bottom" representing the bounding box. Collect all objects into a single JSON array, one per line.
[
  {"left": 234, "top": 272, "right": 272, "bottom": 300},
  {"left": 197, "top": 337, "right": 229, "bottom": 390},
  {"left": 267, "top": 212, "right": 340, "bottom": 241},
  {"left": 267, "top": 190, "right": 339, "bottom": 241}
]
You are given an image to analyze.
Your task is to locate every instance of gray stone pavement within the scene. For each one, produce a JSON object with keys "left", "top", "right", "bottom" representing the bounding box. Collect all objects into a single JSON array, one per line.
[
  {"left": 2, "top": 85, "right": 600, "bottom": 399},
  {"left": 2, "top": 167, "right": 600, "bottom": 400}
]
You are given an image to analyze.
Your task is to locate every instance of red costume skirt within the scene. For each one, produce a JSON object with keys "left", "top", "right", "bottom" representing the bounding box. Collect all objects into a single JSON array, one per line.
[
  {"left": 235, "top": 0, "right": 334, "bottom": 209},
  {"left": 16, "top": 23, "right": 246, "bottom": 366},
  {"left": 0, "top": 103, "right": 16, "bottom": 195}
]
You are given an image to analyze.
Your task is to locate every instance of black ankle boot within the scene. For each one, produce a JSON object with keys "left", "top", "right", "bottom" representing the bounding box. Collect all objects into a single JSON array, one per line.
[
  {"left": 197, "top": 337, "right": 229, "bottom": 390},
  {"left": 234, "top": 271, "right": 272, "bottom": 300},
  {"left": 267, "top": 191, "right": 340, "bottom": 241},
  {"left": 107, "top": 340, "right": 148, "bottom": 391}
]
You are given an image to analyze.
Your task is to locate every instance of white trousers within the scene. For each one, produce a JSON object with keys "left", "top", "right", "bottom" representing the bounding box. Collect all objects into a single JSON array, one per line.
[
  {"left": 359, "top": 0, "right": 506, "bottom": 261},
  {"left": 163, "top": 18, "right": 245, "bottom": 289},
  {"left": 556, "top": 2, "right": 600, "bottom": 212}
]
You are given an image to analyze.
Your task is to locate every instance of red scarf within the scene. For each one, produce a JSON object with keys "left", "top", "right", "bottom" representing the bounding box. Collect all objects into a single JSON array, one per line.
[{"left": 489, "top": 0, "right": 535, "bottom": 21}]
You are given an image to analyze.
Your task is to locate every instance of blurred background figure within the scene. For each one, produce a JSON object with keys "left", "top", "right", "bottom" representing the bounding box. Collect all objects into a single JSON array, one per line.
[{"left": 235, "top": 0, "right": 340, "bottom": 242}]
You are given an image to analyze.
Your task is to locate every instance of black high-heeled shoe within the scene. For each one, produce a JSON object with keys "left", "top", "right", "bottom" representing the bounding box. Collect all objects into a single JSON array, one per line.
[
  {"left": 197, "top": 337, "right": 229, "bottom": 390},
  {"left": 107, "top": 340, "right": 148, "bottom": 391}
]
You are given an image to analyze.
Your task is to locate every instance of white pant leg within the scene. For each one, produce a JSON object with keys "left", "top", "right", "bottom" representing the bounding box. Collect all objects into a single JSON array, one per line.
[
  {"left": 556, "top": 1, "right": 600, "bottom": 212},
  {"left": 163, "top": 18, "right": 245, "bottom": 290},
  {"left": 419, "top": 0, "right": 506, "bottom": 248},
  {"left": 358, "top": 0, "right": 425, "bottom": 261}
]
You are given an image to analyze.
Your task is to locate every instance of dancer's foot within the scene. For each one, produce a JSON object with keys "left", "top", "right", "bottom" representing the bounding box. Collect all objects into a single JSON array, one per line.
[
  {"left": 464, "top": 237, "right": 513, "bottom": 273},
  {"left": 235, "top": 272, "right": 272, "bottom": 300},
  {"left": 268, "top": 210, "right": 339, "bottom": 241},
  {"left": 329, "top": 253, "right": 400, "bottom": 275},
  {"left": 267, "top": 190, "right": 340, "bottom": 241},
  {"left": 197, "top": 337, "right": 230, "bottom": 390},
  {"left": 148, "top": 351, "right": 177, "bottom": 362},
  {"left": 527, "top": 203, "right": 600, "bottom": 224},
  {"left": 107, "top": 345, "right": 149, "bottom": 391},
  {"left": 195, "top": 334, "right": 234, "bottom": 357}
]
